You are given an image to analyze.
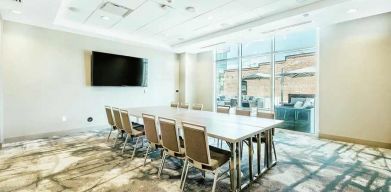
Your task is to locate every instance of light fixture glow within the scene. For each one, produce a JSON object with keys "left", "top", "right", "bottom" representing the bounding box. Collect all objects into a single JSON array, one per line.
[
  {"left": 347, "top": 9, "right": 357, "bottom": 14},
  {"left": 11, "top": 10, "right": 22, "bottom": 14},
  {"left": 208, "top": 16, "right": 213, "bottom": 20},
  {"left": 101, "top": 16, "right": 110, "bottom": 20}
]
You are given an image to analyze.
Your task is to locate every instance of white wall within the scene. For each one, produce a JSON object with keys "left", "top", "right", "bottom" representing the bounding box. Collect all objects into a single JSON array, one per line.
[
  {"left": 2, "top": 21, "right": 179, "bottom": 139},
  {"left": 319, "top": 13, "right": 391, "bottom": 145}
]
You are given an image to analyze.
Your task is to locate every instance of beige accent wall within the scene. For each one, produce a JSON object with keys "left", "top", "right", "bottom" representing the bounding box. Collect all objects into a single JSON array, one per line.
[
  {"left": 0, "top": 17, "right": 4, "bottom": 144},
  {"left": 319, "top": 13, "right": 391, "bottom": 145},
  {"left": 178, "top": 51, "right": 214, "bottom": 111},
  {"left": 192, "top": 51, "right": 214, "bottom": 111},
  {"left": 2, "top": 21, "right": 179, "bottom": 139}
]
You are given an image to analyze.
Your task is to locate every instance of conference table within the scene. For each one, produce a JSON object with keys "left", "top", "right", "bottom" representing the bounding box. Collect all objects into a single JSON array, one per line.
[{"left": 126, "top": 106, "right": 283, "bottom": 191}]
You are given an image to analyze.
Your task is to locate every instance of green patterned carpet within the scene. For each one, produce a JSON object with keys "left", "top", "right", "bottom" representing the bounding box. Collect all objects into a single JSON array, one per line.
[{"left": 0, "top": 129, "right": 390, "bottom": 192}]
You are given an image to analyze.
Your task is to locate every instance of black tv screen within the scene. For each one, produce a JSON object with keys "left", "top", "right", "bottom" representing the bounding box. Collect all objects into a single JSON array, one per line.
[{"left": 91, "top": 51, "right": 148, "bottom": 86}]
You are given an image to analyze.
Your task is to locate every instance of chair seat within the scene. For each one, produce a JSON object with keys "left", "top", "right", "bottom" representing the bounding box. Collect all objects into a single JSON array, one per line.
[
  {"left": 132, "top": 125, "right": 145, "bottom": 137},
  {"left": 208, "top": 146, "right": 231, "bottom": 170},
  {"left": 132, "top": 122, "right": 143, "bottom": 128}
]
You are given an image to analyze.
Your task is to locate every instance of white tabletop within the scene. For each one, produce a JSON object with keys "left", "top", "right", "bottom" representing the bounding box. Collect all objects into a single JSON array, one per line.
[{"left": 126, "top": 106, "right": 283, "bottom": 143}]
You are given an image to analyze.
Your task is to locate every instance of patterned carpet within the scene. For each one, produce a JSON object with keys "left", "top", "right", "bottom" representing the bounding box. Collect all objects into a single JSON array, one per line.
[{"left": 0, "top": 129, "right": 390, "bottom": 192}]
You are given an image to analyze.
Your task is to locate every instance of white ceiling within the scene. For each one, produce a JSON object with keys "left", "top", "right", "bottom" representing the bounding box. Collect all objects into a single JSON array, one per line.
[{"left": 0, "top": 0, "right": 390, "bottom": 53}]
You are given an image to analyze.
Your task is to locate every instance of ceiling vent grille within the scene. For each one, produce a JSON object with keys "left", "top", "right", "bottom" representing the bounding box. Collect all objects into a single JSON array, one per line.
[{"left": 100, "top": 2, "right": 132, "bottom": 17}]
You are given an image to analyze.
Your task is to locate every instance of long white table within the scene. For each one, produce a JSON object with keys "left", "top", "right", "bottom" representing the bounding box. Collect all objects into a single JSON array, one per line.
[{"left": 126, "top": 106, "right": 283, "bottom": 191}]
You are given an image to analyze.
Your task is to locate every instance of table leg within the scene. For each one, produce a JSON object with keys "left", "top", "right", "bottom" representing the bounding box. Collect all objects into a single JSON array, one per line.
[
  {"left": 256, "top": 134, "right": 261, "bottom": 175},
  {"left": 236, "top": 142, "right": 241, "bottom": 189},
  {"left": 264, "top": 130, "right": 273, "bottom": 168},
  {"left": 248, "top": 137, "right": 253, "bottom": 182},
  {"left": 229, "top": 142, "right": 237, "bottom": 191}
]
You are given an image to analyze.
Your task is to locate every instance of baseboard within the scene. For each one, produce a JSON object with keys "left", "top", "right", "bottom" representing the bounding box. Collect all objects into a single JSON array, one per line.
[
  {"left": 3, "top": 125, "right": 109, "bottom": 144},
  {"left": 319, "top": 133, "right": 391, "bottom": 149}
]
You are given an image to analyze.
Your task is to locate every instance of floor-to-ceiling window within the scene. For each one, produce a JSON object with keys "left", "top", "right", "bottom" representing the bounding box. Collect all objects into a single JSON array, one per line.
[
  {"left": 215, "top": 28, "right": 317, "bottom": 133},
  {"left": 216, "top": 44, "right": 239, "bottom": 108}
]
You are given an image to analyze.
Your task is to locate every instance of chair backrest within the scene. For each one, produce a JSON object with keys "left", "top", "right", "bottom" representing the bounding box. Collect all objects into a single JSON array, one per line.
[
  {"left": 112, "top": 107, "right": 123, "bottom": 130},
  {"left": 192, "top": 104, "right": 203, "bottom": 111},
  {"left": 179, "top": 103, "right": 189, "bottom": 109},
  {"left": 170, "top": 102, "right": 179, "bottom": 108},
  {"left": 236, "top": 109, "right": 251, "bottom": 116},
  {"left": 120, "top": 110, "right": 133, "bottom": 134},
  {"left": 257, "top": 111, "right": 275, "bottom": 119},
  {"left": 142, "top": 113, "right": 160, "bottom": 145},
  {"left": 159, "top": 117, "right": 181, "bottom": 154},
  {"left": 216, "top": 106, "right": 230, "bottom": 114},
  {"left": 182, "top": 122, "right": 211, "bottom": 168},
  {"left": 105, "top": 106, "right": 114, "bottom": 126}
]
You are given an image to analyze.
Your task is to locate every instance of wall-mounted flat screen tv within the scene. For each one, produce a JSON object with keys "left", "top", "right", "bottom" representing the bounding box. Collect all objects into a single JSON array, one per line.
[{"left": 91, "top": 51, "right": 148, "bottom": 86}]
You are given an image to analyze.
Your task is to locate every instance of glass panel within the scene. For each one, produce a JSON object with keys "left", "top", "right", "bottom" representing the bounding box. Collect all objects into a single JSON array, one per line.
[
  {"left": 216, "top": 44, "right": 239, "bottom": 60},
  {"left": 216, "top": 59, "right": 239, "bottom": 108},
  {"left": 274, "top": 50, "right": 317, "bottom": 133},
  {"left": 241, "top": 55, "right": 272, "bottom": 110},
  {"left": 242, "top": 38, "right": 272, "bottom": 56},
  {"left": 275, "top": 29, "right": 317, "bottom": 51}
]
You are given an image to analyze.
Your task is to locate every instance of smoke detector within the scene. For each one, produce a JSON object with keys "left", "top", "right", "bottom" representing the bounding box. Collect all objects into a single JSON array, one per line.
[{"left": 100, "top": 2, "right": 132, "bottom": 17}]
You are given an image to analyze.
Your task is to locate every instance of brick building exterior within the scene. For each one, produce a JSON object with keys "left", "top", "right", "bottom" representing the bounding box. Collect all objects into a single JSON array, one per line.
[{"left": 219, "top": 53, "right": 316, "bottom": 103}]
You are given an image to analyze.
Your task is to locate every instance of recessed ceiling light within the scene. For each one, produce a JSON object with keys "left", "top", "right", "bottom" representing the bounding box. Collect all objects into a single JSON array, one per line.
[
  {"left": 101, "top": 16, "right": 110, "bottom": 20},
  {"left": 68, "top": 7, "right": 79, "bottom": 12},
  {"left": 11, "top": 10, "right": 22, "bottom": 14},
  {"left": 347, "top": 9, "right": 357, "bottom": 14},
  {"left": 185, "top": 6, "right": 195, "bottom": 12}
]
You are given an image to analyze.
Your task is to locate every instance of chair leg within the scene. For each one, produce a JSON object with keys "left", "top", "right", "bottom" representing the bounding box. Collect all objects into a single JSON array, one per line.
[
  {"left": 113, "top": 131, "right": 120, "bottom": 148},
  {"left": 212, "top": 169, "right": 219, "bottom": 192},
  {"left": 122, "top": 134, "right": 129, "bottom": 154},
  {"left": 272, "top": 141, "right": 277, "bottom": 161},
  {"left": 181, "top": 162, "right": 190, "bottom": 192},
  {"left": 158, "top": 151, "right": 167, "bottom": 178},
  {"left": 143, "top": 145, "right": 151, "bottom": 166},
  {"left": 131, "top": 137, "right": 140, "bottom": 160},
  {"left": 180, "top": 159, "right": 188, "bottom": 188},
  {"left": 240, "top": 142, "right": 243, "bottom": 159},
  {"left": 107, "top": 129, "right": 112, "bottom": 142}
]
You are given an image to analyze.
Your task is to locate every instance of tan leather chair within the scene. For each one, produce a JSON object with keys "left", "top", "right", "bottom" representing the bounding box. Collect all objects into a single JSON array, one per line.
[
  {"left": 215, "top": 106, "right": 230, "bottom": 147},
  {"left": 142, "top": 113, "right": 163, "bottom": 166},
  {"left": 236, "top": 109, "right": 251, "bottom": 116},
  {"left": 171, "top": 102, "right": 179, "bottom": 108},
  {"left": 105, "top": 106, "right": 116, "bottom": 142},
  {"left": 179, "top": 103, "right": 189, "bottom": 109},
  {"left": 181, "top": 122, "right": 231, "bottom": 192},
  {"left": 112, "top": 107, "right": 124, "bottom": 148},
  {"left": 216, "top": 106, "right": 230, "bottom": 113},
  {"left": 158, "top": 117, "right": 186, "bottom": 179},
  {"left": 256, "top": 111, "right": 277, "bottom": 161},
  {"left": 192, "top": 104, "right": 203, "bottom": 111},
  {"left": 119, "top": 110, "right": 145, "bottom": 159}
]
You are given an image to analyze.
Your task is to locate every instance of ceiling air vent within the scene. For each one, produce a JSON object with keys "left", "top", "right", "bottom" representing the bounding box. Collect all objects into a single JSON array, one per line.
[{"left": 100, "top": 2, "right": 132, "bottom": 17}]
